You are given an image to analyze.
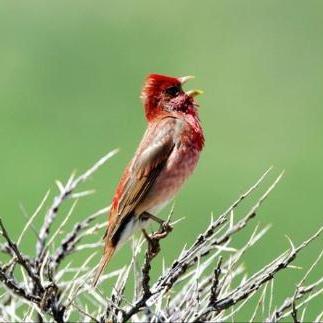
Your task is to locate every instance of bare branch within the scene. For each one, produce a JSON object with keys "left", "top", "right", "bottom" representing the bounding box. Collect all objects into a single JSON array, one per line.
[
  {"left": 1, "top": 161, "right": 321, "bottom": 323},
  {"left": 0, "top": 268, "right": 40, "bottom": 303},
  {"left": 52, "top": 207, "right": 109, "bottom": 270},
  {"left": 196, "top": 226, "right": 323, "bottom": 321},
  {"left": 266, "top": 247, "right": 323, "bottom": 322},
  {"left": 209, "top": 257, "right": 222, "bottom": 306},
  {"left": 0, "top": 218, "right": 44, "bottom": 293},
  {"left": 151, "top": 171, "right": 281, "bottom": 304},
  {"left": 122, "top": 222, "right": 173, "bottom": 322},
  {"left": 36, "top": 149, "right": 118, "bottom": 261}
]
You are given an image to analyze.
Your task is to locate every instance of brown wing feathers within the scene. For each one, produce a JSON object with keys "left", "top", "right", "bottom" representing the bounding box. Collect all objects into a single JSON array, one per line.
[
  {"left": 110, "top": 139, "right": 175, "bottom": 240},
  {"left": 92, "top": 118, "right": 178, "bottom": 286}
]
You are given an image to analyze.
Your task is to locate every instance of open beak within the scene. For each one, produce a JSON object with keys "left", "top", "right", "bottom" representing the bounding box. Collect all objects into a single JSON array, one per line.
[
  {"left": 179, "top": 75, "right": 195, "bottom": 84},
  {"left": 185, "top": 89, "right": 204, "bottom": 97},
  {"left": 178, "top": 75, "right": 204, "bottom": 98}
]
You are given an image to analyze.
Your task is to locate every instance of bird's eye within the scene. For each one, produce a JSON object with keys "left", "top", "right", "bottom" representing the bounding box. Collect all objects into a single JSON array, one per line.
[{"left": 165, "top": 86, "right": 180, "bottom": 97}]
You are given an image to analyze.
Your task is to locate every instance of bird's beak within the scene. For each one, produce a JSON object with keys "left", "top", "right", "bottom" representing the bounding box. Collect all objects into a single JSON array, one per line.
[
  {"left": 178, "top": 75, "right": 203, "bottom": 98},
  {"left": 185, "top": 89, "right": 204, "bottom": 97},
  {"left": 179, "top": 75, "right": 195, "bottom": 84}
]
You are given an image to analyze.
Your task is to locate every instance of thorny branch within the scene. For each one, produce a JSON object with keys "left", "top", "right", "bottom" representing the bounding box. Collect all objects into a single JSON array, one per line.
[
  {"left": 121, "top": 222, "right": 173, "bottom": 322},
  {"left": 209, "top": 257, "right": 222, "bottom": 306},
  {"left": 142, "top": 221, "right": 173, "bottom": 295},
  {"left": 266, "top": 249, "right": 323, "bottom": 322},
  {"left": 35, "top": 149, "right": 118, "bottom": 262},
  {"left": 0, "top": 268, "right": 40, "bottom": 303},
  {"left": 51, "top": 206, "right": 109, "bottom": 270},
  {"left": 0, "top": 218, "right": 43, "bottom": 293},
  {"left": 0, "top": 150, "right": 118, "bottom": 322},
  {"left": 0, "top": 157, "right": 322, "bottom": 323},
  {"left": 195, "top": 226, "right": 323, "bottom": 321},
  {"left": 123, "top": 169, "right": 282, "bottom": 317}
]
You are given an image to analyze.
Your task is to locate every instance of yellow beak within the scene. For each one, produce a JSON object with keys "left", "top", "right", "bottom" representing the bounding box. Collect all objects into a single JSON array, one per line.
[
  {"left": 178, "top": 75, "right": 203, "bottom": 97},
  {"left": 185, "top": 89, "right": 204, "bottom": 97}
]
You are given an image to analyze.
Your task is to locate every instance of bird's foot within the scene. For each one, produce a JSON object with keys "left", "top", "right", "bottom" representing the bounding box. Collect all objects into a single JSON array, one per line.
[
  {"left": 141, "top": 211, "right": 173, "bottom": 234},
  {"left": 142, "top": 220, "right": 173, "bottom": 258},
  {"left": 159, "top": 220, "right": 173, "bottom": 235}
]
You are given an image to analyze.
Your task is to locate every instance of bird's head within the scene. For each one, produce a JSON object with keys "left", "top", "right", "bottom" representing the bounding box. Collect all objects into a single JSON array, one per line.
[{"left": 141, "top": 74, "right": 203, "bottom": 121}]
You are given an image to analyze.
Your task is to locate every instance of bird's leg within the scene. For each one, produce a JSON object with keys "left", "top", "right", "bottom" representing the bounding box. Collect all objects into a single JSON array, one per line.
[
  {"left": 141, "top": 211, "right": 164, "bottom": 225},
  {"left": 142, "top": 228, "right": 152, "bottom": 242},
  {"left": 141, "top": 211, "right": 173, "bottom": 232},
  {"left": 141, "top": 225, "right": 172, "bottom": 257},
  {"left": 142, "top": 228, "right": 160, "bottom": 256},
  {"left": 141, "top": 212, "right": 173, "bottom": 257}
]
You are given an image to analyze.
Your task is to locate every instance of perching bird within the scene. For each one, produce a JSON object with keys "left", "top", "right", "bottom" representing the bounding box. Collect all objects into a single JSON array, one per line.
[{"left": 93, "top": 74, "right": 204, "bottom": 286}]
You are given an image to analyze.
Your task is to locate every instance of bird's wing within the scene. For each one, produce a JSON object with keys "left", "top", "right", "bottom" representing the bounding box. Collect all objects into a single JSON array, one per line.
[{"left": 107, "top": 116, "right": 182, "bottom": 243}]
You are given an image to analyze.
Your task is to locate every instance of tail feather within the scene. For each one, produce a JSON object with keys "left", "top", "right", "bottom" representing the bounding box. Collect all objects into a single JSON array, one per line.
[{"left": 92, "top": 243, "right": 116, "bottom": 287}]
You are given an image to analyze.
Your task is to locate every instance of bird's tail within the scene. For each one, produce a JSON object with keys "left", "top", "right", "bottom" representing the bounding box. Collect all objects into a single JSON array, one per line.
[{"left": 92, "top": 243, "right": 116, "bottom": 287}]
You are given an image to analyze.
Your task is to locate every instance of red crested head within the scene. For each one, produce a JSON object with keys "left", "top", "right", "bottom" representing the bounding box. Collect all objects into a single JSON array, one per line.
[{"left": 140, "top": 73, "right": 203, "bottom": 121}]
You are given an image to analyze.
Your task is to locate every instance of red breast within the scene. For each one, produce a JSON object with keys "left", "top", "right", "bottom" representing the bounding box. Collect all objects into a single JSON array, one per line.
[{"left": 114, "top": 112, "right": 204, "bottom": 216}]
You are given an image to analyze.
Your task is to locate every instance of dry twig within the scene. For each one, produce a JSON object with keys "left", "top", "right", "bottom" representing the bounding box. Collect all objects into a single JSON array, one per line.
[{"left": 0, "top": 158, "right": 322, "bottom": 323}]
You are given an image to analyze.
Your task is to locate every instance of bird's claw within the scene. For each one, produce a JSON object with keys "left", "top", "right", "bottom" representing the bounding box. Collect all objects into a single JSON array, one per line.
[
  {"left": 160, "top": 221, "right": 173, "bottom": 234},
  {"left": 142, "top": 221, "right": 173, "bottom": 258}
]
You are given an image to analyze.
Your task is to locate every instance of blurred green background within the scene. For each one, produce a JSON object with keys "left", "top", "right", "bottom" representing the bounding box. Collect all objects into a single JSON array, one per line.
[{"left": 1, "top": 0, "right": 322, "bottom": 320}]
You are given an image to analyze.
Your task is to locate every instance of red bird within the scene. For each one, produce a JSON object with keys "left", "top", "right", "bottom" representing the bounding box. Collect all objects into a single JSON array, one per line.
[{"left": 93, "top": 74, "right": 204, "bottom": 285}]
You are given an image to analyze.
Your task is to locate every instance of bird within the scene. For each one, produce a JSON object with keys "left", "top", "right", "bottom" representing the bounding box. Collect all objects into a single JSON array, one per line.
[{"left": 93, "top": 73, "right": 204, "bottom": 286}]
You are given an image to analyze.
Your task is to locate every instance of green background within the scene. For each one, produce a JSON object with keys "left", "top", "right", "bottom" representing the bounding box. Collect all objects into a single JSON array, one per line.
[{"left": 1, "top": 0, "right": 322, "bottom": 320}]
